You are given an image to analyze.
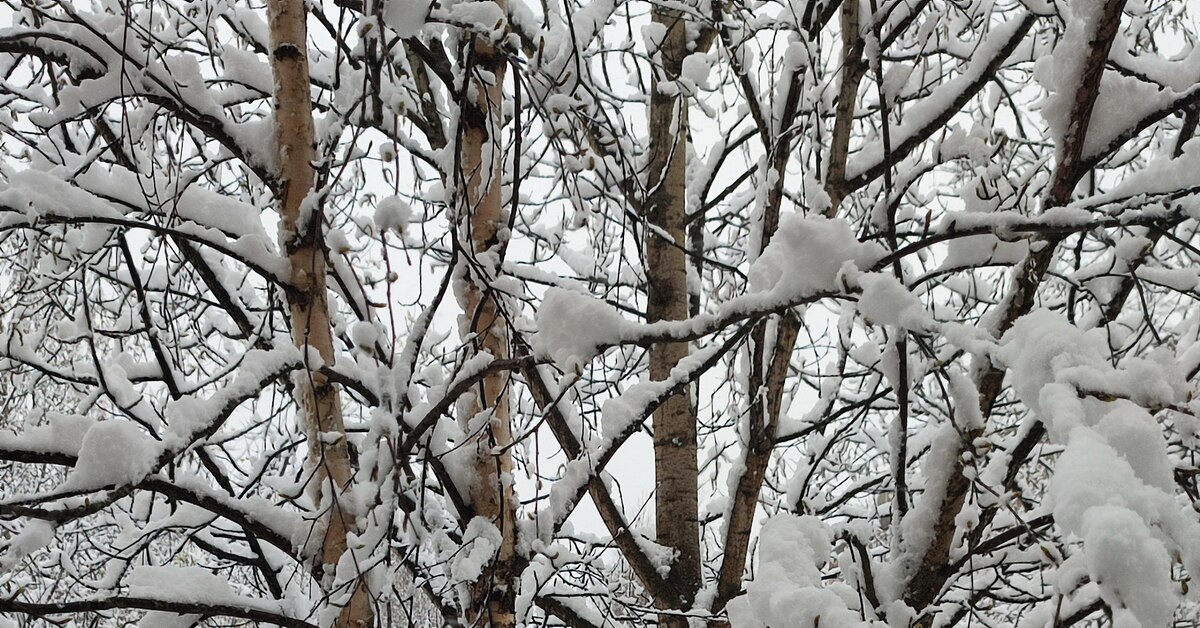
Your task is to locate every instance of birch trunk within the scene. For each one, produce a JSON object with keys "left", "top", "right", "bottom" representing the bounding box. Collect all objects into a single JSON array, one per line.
[
  {"left": 266, "top": 2, "right": 371, "bottom": 626},
  {"left": 456, "top": 12, "right": 519, "bottom": 626},
  {"left": 646, "top": 6, "right": 701, "bottom": 625}
]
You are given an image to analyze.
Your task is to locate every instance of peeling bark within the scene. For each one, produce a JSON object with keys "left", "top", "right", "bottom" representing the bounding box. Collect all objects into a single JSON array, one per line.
[
  {"left": 266, "top": 1, "right": 372, "bottom": 626},
  {"left": 455, "top": 12, "right": 519, "bottom": 626}
]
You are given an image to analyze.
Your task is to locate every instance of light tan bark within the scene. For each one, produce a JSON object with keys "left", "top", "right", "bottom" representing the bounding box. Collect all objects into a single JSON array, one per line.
[
  {"left": 456, "top": 15, "right": 519, "bottom": 627},
  {"left": 266, "top": 2, "right": 371, "bottom": 626},
  {"left": 646, "top": 6, "right": 701, "bottom": 625}
]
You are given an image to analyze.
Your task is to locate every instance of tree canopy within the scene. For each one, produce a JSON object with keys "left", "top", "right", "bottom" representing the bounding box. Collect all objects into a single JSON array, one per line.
[{"left": 1, "top": 0, "right": 1200, "bottom": 626}]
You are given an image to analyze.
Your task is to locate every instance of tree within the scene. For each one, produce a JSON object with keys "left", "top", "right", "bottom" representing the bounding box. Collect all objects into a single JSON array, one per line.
[
  {"left": 267, "top": 1, "right": 371, "bottom": 625},
  {"left": 643, "top": 4, "right": 703, "bottom": 626},
  {"left": 2, "top": 0, "right": 1200, "bottom": 627}
]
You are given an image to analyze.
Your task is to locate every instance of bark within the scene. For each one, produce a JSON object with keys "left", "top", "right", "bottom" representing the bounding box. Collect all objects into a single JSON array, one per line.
[
  {"left": 266, "top": 1, "right": 372, "bottom": 626},
  {"left": 711, "top": 9, "right": 860, "bottom": 610},
  {"left": 646, "top": 5, "right": 701, "bottom": 624},
  {"left": 826, "top": 0, "right": 864, "bottom": 212},
  {"left": 455, "top": 12, "right": 519, "bottom": 626},
  {"left": 714, "top": 316, "right": 797, "bottom": 610}
]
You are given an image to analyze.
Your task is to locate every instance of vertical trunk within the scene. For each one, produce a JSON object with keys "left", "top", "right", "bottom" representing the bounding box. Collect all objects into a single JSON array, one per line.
[
  {"left": 456, "top": 13, "right": 518, "bottom": 627},
  {"left": 646, "top": 7, "right": 701, "bottom": 624},
  {"left": 712, "top": 8, "right": 817, "bottom": 612},
  {"left": 826, "top": 0, "right": 863, "bottom": 212},
  {"left": 266, "top": 1, "right": 372, "bottom": 626}
]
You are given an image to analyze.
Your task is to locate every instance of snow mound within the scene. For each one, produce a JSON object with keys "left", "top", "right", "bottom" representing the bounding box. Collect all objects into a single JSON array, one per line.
[
  {"left": 727, "top": 514, "right": 875, "bottom": 628},
  {"left": 749, "top": 215, "right": 881, "bottom": 299},
  {"left": 64, "top": 420, "right": 157, "bottom": 491},
  {"left": 533, "top": 289, "right": 628, "bottom": 372}
]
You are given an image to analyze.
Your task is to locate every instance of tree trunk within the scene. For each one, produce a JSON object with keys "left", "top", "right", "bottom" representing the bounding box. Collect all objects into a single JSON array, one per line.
[
  {"left": 456, "top": 13, "right": 519, "bottom": 627},
  {"left": 826, "top": 0, "right": 863, "bottom": 212},
  {"left": 266, "top": 2, "right": 372, "bottom": 626},
  {"left": 646, "top": 6, "right": 701, "bottom": 625}
]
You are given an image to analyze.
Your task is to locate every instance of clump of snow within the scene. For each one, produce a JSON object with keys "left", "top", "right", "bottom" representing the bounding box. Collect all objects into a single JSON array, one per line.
[
  {"left": 64, "top": 420, "right": 157, "bottom": 491},
  {"left": 544, "top": 93, "right": 578, "bottom": 116},
  {"left": 898, "top": 424, "right": 964, "bottom": 569},
  {"left": 378, "top": 142, "right": 397, "bottom": 162},
  {"left": 1137, "top": 266, "right": 1200, "bottom": 293},
  {"left": 1094, "top": 404, "right": 1173, "bottom": 492},
  {"left": 949, "top": 368, "right": 984, "bottom": 431},
  {"left": 384, "top": 0, "right": 433, "bottom": 38},
  {"left": 784, "top": 41, "right": 808, "bottom": 70},
  {"left": 532, "top": 289, "right": 629, "bottom": 371},
  {"left": 374, "top": 196, "right": 412, "bottom": 235},
  {"left": 220, "top": 47, "right": 272, "bottom": 94},
  {"left": 999, "top": 309, "right": 1188, "bottom": 627},
  {"left": 758, "top": 514, "right": 831, "bottom": 585},
  {"left": 1048, "top": 429, "right": 1161, "bottom": 534},
  {"left": 452, "top": 517, "right": 502, "bottom": 583},
  {"left": 1091, "top": 139, "right": 1200, "bottom": 218},
  {"left": 1032, "top": 0, "right": 1109, "bottom": 148},
  {"left": 999, "top": 311, "right": 1179, "bottom": 439},
  {"left": 0, "top": 520, "right": 55, "bottom": 571},
  {"left": 0, "top": 412, "right": 94, "bottom": 458},
  {"left": 598, "top": 376, "right": 670, "bottom": 443},
  {"left": 726, "top": 514, "right": 874, "bottom": 627},
  {"left": 640, "top": 23, "right": 667, "bottom": 55},
  {"left": 1077, "top": 43, "right": 1200, "bottom": 160},
  {"left": 128, "top": 566, "right": 235, "bottom": 602},
  {"left": 1079, "top": 506, "right": 1176, "bottom": 628},
  {"left": 855, "top": 272, "right": 926, "bottom": 329},
  {"left": 348, "top": 321, "right": 379, "bottom": 352},
  {"left": 748, "top": 215, "right": 881, "bottom": 297},
  {"left": 444, "top": 1, "right": 507, "bottom": 40},
  {"left": 999, "top": 312, "right": 1102, "bottom": 432},
  {"left": 680, "top": 53, "right": 711, "bottom": 90}
]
